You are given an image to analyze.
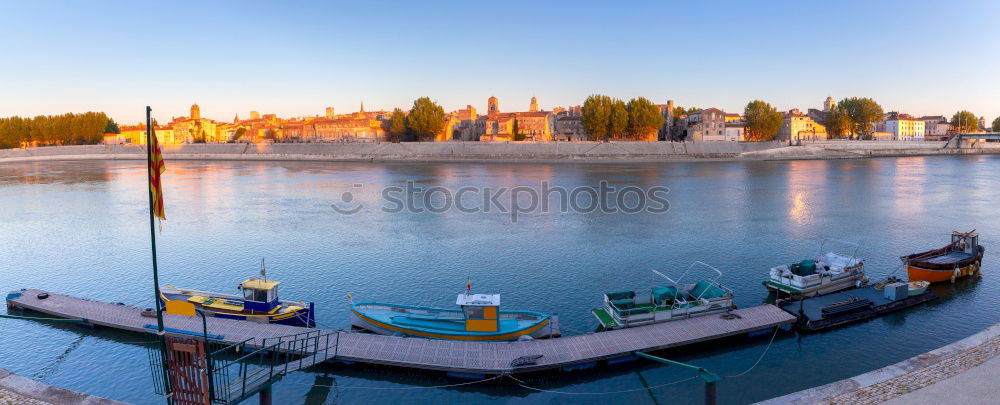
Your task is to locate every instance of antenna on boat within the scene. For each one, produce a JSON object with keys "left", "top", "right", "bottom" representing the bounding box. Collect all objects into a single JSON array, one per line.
[{"left": 260, "top": 257, "right": 267, "bottom": 281}]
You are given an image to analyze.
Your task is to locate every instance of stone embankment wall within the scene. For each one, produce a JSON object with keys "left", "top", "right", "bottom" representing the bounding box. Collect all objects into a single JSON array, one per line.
[
  {"left": 0, "top": 141, "right": 782, "bottom": 163},
  {"left": 2, "top": 140, "right": 998, "bottom": 164},
  {"left": 0, "top": 368, "right": 128, "bottom": 405}
]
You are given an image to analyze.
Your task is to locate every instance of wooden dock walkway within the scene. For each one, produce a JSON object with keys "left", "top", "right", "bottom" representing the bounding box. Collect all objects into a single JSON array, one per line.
[{"left": 6, "top": 289, "right": 795, "bottom": 375}]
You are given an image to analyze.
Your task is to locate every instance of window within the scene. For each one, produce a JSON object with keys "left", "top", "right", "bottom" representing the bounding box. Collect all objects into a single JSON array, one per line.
[
  {"left": 464, "top": 306, "right": 485, "bottom": 319},
  {"left": 244, "top": 288, "right": 269, "bottom": 302}
]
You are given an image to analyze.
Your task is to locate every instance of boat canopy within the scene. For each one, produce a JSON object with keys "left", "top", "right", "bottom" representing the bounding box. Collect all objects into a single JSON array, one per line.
[
  {"left": 456, "top": 293, "right": 499, "bottom": 306},
  {"left": 241, "top": 279, "right": 280, "bottom": 291},
  {"left": 240, "top": 278, "right": 280, "bottom": 312}
]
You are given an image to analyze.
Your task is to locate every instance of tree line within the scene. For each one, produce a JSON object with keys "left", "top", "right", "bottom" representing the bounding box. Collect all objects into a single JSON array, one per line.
[
  {"left": 384, "top": 97, "right": 447, "bottom": 142},
  {"left": 581, "top": 95, "right": 664, "bottom": 141},
  {"left": 0, "top": 112, "right": 117, "bottom": 149}
]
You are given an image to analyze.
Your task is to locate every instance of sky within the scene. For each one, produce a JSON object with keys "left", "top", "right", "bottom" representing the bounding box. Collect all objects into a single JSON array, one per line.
[{"left": 1, "top": 0, "right": 999, "bottom": 124}]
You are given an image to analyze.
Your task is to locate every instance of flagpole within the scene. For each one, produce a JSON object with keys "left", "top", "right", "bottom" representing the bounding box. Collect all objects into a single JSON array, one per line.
[
  {"left": 146, "top": 107, "right": 173, "bottom": 404},
  {"left": 146, "top": 106, "right": 166, "bottom": 334}
]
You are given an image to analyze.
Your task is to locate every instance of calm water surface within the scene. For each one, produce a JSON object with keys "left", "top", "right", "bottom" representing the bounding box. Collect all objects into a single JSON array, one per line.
[{"left": 1, "top": 156, "right": 998, "bottom": 404}]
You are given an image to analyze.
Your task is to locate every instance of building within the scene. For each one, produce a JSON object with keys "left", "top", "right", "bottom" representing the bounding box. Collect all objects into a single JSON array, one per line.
[
  {"left": 481, "top": 97, "right": 554, "bottom": 141},
  {"left": 824, "top": 96, "right": 835, "bottom": 112},
  {"left": 779, "top": 109, "right": 827, "bottom": 141},
  {"left": 883, "top": 112, "right": 926, "bottom": 141},
  {"left": 119, "top": 124, "right": 178, "bottom": 145},
  {"left": 656, "top": 100, "right": 675, "bottom": 141},
  {"left": 555, "top": 115, "right": 586, "bottom": 141},
  {"left": 325, "top": 107, "right": 335, "bottom": 119},
  {"left": 685, "top": 108, "right": 726, "bottom": 141},
  {"left": 724, "top": 122, "right": 745, "bottom": 142},
  {"left": 529, "top": 97, "right": 539, "bottom": 112},
  {"left": 920, "top": 116, "right": 950, "bottom": 141}
]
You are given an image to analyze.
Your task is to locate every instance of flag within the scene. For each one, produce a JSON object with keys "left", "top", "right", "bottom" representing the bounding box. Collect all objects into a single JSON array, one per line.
[{"left": 149, "top": 126, "right": 166, "bottom": 220}]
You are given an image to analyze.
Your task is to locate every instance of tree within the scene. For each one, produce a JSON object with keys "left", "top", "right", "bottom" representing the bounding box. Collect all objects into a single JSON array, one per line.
[
  {"left": 951, "top": 110, "right": 979, "bottom": 132},
  {"left": 672, "top": 106, "right": 699, "bottom": 125},
  {"left": 0, "top": 112, "right": 112, "bottom": 149},
  {"left": 387, "top": 108, "right": 407, "bottom": 142},
  {"left": 992, "top": 116, "right": 1000, "bottom": 132},
  {"left": 743, "top": 100, "right": 783, "bottom": 141},
  {"left": 581, "top": 94, "right": 612, "bottom": 141},
  {"left": 104, "top": 119, "right": 120, "bottom": 134},
  {"left": 837, "top": 97, "right": 883, "bottom": 140},
  {"left": 626, "top": 97, "right": 664, "bottom": 141},
  {"left": 405, "top": 97, "right": 445, "bottom": 141},
  {"left": 512, "top": 118, "right": 525, "bottom": 141},
  {"left": 609, "top": 99, "right": 628, "bottom": 139},
  {"left": 825, "top": 107, "right": 851, "bottom": 139},
  {"left": 231, "top": 127, "right": 246, "bottom": 142},
  {"left": 263, "top": 129, "right": 277, "bottom": 141}
]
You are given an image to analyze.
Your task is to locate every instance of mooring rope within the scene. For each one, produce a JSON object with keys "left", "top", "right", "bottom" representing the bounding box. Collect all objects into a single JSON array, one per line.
[
  {"left": 0, "top": 314, "right": 87, "bottom": 323},
  {"left": 723, "top": 326, "right": 780, "bottom": 378},
  {"left": 506, "top": 374, "right": 699, "bottom": 395},
  {"left": 282, "top": 373, "right": 503, "bottom": 390}
]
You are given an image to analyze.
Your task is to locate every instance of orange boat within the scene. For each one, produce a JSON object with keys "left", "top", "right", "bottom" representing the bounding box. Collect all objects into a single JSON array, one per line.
[{"left": 902, "top": 231, "right": 984, "bottom": 283}]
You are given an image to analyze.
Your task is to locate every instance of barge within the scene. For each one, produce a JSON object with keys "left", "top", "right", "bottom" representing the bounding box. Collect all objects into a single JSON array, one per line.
[{"left": 777, "top": 282, "right": 937, "bottom": 332}]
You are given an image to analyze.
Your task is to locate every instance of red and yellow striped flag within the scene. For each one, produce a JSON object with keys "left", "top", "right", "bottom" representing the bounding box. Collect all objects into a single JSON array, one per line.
[{"left": 149, "top": 126, "right": 166, "bottom": 220}]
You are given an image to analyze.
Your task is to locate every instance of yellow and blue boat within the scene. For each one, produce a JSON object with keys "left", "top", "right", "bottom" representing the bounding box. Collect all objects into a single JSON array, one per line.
[
  {"left": 350, "top": 292, "right": 559, "bottom": 341},
  {"left": 160, "top": 276, "right": 315, "bottom": 327}
]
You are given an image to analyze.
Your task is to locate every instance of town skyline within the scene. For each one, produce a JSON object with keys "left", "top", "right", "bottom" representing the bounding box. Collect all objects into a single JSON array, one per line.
[{"left": 3, "top": 1, "right": 999, "bottom": 123}]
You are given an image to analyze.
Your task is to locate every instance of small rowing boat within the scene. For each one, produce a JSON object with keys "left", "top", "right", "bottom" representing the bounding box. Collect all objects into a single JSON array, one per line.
[
  {"left": 903, "top": 231, "right": 984, "bottom": 283},
  {"left": 160, "top": 270, "right": 315, "bottom": 327},
  {"left": 592, "top": 262, "right": 735, "bottom": 330},
  {"left": 349, "top": 285, "right": 559, "bottom": 341},
  {"left": 764, "top": 239, "right": 866, "bottom": 297}
]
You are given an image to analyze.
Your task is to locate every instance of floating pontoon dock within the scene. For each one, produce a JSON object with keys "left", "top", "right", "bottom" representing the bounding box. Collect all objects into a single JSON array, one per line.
[{"left": 7, "top": 289, "right": 795, "bottom": 375}]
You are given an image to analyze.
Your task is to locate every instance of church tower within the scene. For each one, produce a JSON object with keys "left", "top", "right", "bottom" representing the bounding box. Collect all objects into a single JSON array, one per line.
[
  {"left": 529, "top": 96, "right": 538, "bottom": 112},
  {"left": 233, "top": 113, "right": 239, "bottom": 124},
  {"left": 190, "top": 103, "right": 201, "bottom": 120},
  {"left": 488, "top": 96, "right": 499, "bottom": 115},
  {"left": 824, "top": 96, "right": 834, "bottom": 112}
]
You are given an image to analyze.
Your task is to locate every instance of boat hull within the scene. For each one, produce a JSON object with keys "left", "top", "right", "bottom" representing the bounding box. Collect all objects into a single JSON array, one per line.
[
  {"left": 763, "top": 275, "right": 865, "bottom": 298},
  {"left": 160, "top": 288, "right": 315, "bottom": 327},
  {"left": 350, "top": 303, "right": 559, "bottom": 341},
  {"left": 907, "top": 263, "right": 980, "bottom": 283}
]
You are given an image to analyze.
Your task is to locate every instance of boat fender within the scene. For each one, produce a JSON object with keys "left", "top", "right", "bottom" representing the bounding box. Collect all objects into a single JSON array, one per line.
[
  {"left": 37, "top": 292, "right": 49, "bottom": 300},
  {"left": 952, "top": 268, "right": 960, "bottom": 283}
]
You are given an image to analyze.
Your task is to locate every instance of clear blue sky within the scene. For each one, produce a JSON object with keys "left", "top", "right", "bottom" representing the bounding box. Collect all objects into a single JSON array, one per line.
[{"left": 2, "top": 0, "right": 998, "bottom": 124}]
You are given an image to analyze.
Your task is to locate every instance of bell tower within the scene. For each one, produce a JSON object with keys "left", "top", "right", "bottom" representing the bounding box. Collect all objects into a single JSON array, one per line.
[
  {"left": 488, "top": 96, "right": 499, "bottom": 115},
  {"left": 190, "top": 103, "right": 201, "bottom": 120},
  {"left": 529, "top": 96, "right": 538, "bottom": 112}
]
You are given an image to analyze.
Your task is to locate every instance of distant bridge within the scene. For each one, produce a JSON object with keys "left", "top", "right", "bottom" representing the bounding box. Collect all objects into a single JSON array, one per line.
[{"left": 942, "top": 132, "right": 1000, "bottom": 148}]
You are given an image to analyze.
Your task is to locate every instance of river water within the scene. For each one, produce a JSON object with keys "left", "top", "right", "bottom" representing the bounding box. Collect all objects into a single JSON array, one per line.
[{"left": 1, "top": 156, "right": 998, "bottom": 404}]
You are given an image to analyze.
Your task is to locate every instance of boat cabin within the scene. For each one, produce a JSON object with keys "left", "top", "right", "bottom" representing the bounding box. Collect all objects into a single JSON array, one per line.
[
  {"left": 456, "top": 293, "right": 500, "bottom": 332},
  {"left": 952, "top": 231, "right": 980, "bottom": 254},
  {"left": 240, "top": 278, "right": 280, "bottom": 313}
]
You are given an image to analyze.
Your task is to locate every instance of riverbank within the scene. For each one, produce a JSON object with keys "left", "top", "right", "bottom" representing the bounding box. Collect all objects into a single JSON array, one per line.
[
  {"left": 2, "top": 140, "right": 997, "bottom": 164},
  {"left": 0, "top": 368, "right": 127, "bottom": 405},
  {"left": 758, "top": 320, "right": 1000, "bottom": 404}
]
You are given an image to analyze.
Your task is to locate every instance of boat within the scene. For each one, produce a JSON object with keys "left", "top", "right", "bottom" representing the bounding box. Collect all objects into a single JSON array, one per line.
[
  {"left": 764, "top": 239, "right": 866, "bottom": 298},
  {"left": 591, "top": 262, "right": 735, "bottom": 330},
  {"left": 902, "top": 231, "right": 984, "bottom": 283},
  {"left": 907, "top": 280, "right": 930, "bottom": 296},
  {"left": 349, "top": 290, "right": 559, "bottom": 341},
  {"left": 777, "top": 281, "right": 937, "bottom": 332},
  {"left": 160, "top": 270, "right": 315, "bottom": 327}
]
